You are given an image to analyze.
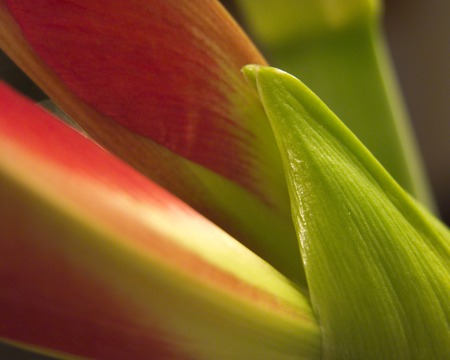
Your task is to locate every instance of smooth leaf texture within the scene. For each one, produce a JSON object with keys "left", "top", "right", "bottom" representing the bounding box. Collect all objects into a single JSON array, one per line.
[
  {"left": 244, "top": 66, "right": 450, "bottom": 359},
  {"left": 236, "top": 0, "right": 379, "bottom": 45},
  {"left": 0, "top": 0, "right": 306, "bottom": 286},
  {"left": 237, "top": 0, "right": 434, "bottom": 210},
  {"left": 0, "top": 82, "right": 321, "bottom": 359}
]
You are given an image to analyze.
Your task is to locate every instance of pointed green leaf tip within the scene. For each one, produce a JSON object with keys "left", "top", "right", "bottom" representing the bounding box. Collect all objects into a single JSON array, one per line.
[{"left": 243, "top": 65, "right": 450, "bottom": 359}]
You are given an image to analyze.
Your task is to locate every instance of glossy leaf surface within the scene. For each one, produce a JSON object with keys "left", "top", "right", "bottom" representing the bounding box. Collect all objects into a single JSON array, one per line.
[{"left": 244, "top": 65, "right": 450, "bottom": 359}]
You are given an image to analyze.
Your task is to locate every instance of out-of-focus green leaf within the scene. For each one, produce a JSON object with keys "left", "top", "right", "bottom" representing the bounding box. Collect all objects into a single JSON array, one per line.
[
  {"left": 235, "top": 0, "right": 379, "bottom": 46},
  {"left": 244, "top": 65, "right": 450, "bottom": 359},
  {"left": 237, "top": 0, "right": 435, "bottom": 211}
]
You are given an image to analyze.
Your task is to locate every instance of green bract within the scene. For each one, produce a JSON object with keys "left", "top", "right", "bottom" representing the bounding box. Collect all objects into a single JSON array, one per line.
[{"left": 243, "top": 65, "right": 450, "bottom": 359}]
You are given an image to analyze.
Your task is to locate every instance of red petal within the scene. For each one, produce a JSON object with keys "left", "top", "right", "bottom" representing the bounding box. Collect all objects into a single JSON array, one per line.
[
  {"left": 0, "top": 1, "right": 306, "bottom": 287},
  {"left": 0, "top": 83, "right": 320, "bottom": 358},
  {"left": 1, "top": 225, "right": 191, "bottom": 360},
  {"left": 2, "top": 0, "right": 267, "bottom": 192}
]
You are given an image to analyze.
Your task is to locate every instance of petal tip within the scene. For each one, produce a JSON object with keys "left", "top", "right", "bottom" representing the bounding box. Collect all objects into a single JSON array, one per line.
[{"left": 241, "top": 64, "right": 260, "bottom": 91}]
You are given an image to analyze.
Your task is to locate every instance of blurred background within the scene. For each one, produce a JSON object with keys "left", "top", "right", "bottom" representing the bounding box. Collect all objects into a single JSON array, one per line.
[
  {"left": 0, "top": 0, "right": 448, "bottom": 228},
  {"left": 382, "top": 0, "right": 449, "bottom": 225}
]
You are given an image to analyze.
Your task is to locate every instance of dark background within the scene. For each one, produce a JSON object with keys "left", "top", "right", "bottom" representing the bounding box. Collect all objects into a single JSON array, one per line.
[
  {"left": 383, "top": 0, "right": 449, "bottom": 225},
  {"left": 1, "top": 0, "right": 448, "bottom": 227}
]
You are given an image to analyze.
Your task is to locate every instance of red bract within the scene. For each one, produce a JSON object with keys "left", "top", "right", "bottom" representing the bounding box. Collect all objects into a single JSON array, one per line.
[
  {"left": 4, "top": 0, "right": 265, "bottom": 184},
  {"left": 0, "top": 0, "right": 303, "bottom": 285},
  {"left": 0, "top": 82, "right": 320, "bottom": 359}
]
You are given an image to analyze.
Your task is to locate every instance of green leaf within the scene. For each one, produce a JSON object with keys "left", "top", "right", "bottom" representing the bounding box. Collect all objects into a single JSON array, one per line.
[
  {"left": 237, "top": 0, "right": 435, "bottom": 210},
  {"left": 235, "top": 0, "right": 379, "bottom": 46},
  {"left": 244, "top": 65, "right": 450, "bottom": 359}
]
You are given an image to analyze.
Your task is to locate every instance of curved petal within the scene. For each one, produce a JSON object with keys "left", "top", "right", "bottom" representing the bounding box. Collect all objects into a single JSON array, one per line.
[
  {"left": 0, "top": 0, "right": 305, "bottom": 286},
  {"left": 245, "top": 66, "right": 450, "bottom": 359},
  {"left": 0, "top": 83, "right": 321, "bottom": 359}
]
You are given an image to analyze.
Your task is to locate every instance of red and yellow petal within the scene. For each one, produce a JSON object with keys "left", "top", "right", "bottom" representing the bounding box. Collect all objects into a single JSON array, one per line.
[
  {"left": 0, "top": 83, "right": 320, "bottom": 359},
  {"left": 0, "top": 0, "right": 304, "bottom": 286},
  {"left": 0, "top": 0, "right": 270, "bottom": 192}
]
